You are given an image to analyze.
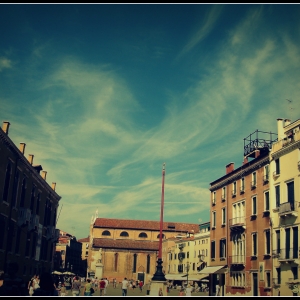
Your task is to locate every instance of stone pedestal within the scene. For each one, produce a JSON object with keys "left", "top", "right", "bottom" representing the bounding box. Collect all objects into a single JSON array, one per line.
[
  {"left": 149, "top": 280, "right": 167, "bottom": 296},
  {"left": 95, "top": 262, "right": 103, "bottom": 279}
]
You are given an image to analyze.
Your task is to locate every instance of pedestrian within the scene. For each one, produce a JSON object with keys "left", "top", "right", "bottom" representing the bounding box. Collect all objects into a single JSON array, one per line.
[
  {"left": 60, "top": 283, "right": 67, "bottom": 296},
  {"left": 99, "top": 278, "right": 106, "bottom": 296},
  {"left": 185, "top": 284, "right": 193, "bottom": 296},
  {"left": 113, "top": 278, "right": 117, "bottom": 289},
  {"left": 71, "top": 276, "right": 81, "bottom": 296},
  {"left": 32, "top": 272, "right": 59, "bottom": 296},
  {"left": 0, "top": 262, "right": 27, "bottom": 296},
  {"left": 158, "top": 287, "right": 163, "bottom": 296},
  {"left": 82, "top": 278, "right": 92, "bottom": 296},
  {"left": 104, "top": 277, "right": 109, "bottom": 295},
  {"left": 132, "top": 280, "right": 136, "bottom": 292},
  {"left": 139, "top": 280, "right": 143, "bottom": 292},
  {"left": 28, "top": 279, "right": 34, "bottom": 296},
  {"left": 121, "top": 277, "right": 129, "bottom": 296},
  {"left": 215, "top": 283, "right": 220, "bottom": 296},
  {"left": 179, "top": 288, "right": 184, "bottom": 296}
]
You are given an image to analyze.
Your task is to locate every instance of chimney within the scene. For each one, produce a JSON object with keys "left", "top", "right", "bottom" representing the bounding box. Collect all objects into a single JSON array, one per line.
[
  {"left": 255, "top": 150, "right": 260, "bottom": 158},
  {"left": 41, "top": 171, "right": 47, "bottom": 180},
  {"left": 52, "top": 182, "right": 56, "bottom": 191},
  {"left": 2, "top": 121, "right": 10, "bottom": 134},
  {"left": 243, "top": 157, "right": 248, "bottom": 165},
  {"left": 277, "top": 118, "right": 284, "bottom": 140},
  {"left": 19, "top": 143, "right": 26, "bottom": 154},
  {"left": 284, "top": 119, "right": 291, "bottom": 127},
  {"left": 28, "top": 154, "right": 34, "bottom": 165},
  {"left": 226, "top": 162, "right": 234, "bottom": 174}
]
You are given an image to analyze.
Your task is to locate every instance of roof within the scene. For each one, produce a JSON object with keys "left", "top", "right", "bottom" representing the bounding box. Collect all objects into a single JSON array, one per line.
[
  {"left": 78, "top": 237, "right": 90, "bottom": 243},
  {"left": 93, "top": 218, "right": 200, "bottom": 233},
  {"left": 93, "top": 238, "right": 159, "bottom": 251}
]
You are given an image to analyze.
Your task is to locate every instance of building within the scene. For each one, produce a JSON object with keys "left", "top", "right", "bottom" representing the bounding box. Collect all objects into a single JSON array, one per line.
[
  {"left": 164, "top": 221, "right": 210, "bottom": 284},
  {"left": 86, "top": 215, "right": 200, "bottom": 284},
  {"left": 270, "top": 118, "right": 300, "bottom": 296},
  {"left": 0, "top": 121, "right": 61, "bottom": 282},
  {"left": 207, "top": 128, "right": 277, "bottom": 296},
  {"left": 78, "top": 236, "right": 89, "bottom": 278},
  {"left": 53, "top": 230, "right": 83, "bottom": 276}
]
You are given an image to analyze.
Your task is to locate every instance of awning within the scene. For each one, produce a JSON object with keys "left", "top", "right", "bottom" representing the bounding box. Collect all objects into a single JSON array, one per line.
[
  {"left": 165, "top": 274, "right": 186, "bottom": 280},
  {"left": 181, "top": 274, "right": 209, "bottom": 281},
  {"left": 198, "top": 266, "right": 227, "bottom": 274}
]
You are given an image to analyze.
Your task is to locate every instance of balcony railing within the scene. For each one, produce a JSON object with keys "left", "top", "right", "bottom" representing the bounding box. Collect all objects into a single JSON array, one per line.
[
  {"left": 251, "top": 181, "right": 257, "bottom": 189},
  {"left": 232, "top": 190, "right": 236, "bottom": 197},
  {"left": 263, "top": 175, "right": 269, "bottom": 184},
  {"left": 278, "top": 201, "right": 298, "bottom": 217},
  {"left": 276, "top": 248, "right": 299, "bottom": 261},
  {"left": 229, "top": 255, "right": 245, "bottom": 265},
  {"left": 221, "top": 195, "right": 226, "bottom": 202},
  {"left": 229, "top": 217, "right": 245, "bottom": 230},
  {"left": 240, "top": 186, "right": 245, "bottom": 194}
]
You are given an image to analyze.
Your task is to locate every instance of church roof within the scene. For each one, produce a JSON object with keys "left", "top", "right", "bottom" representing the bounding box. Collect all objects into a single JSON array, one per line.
[{"left": 93, "top": 218, "right": 200, "bottom": 233}]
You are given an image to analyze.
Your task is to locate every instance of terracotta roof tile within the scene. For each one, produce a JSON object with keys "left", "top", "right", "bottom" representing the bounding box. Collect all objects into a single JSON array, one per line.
[
  {"left": 94, "top": 218, "right": 200, "bottom": 233},
  {"left": 93, "top": 238, "right": 159, "bottom": 251},
  {"left": 78, "top": 237, "right": 90, "bottom": 243}
]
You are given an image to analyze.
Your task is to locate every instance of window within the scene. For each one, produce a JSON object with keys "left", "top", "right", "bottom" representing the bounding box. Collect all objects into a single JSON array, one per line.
[
  {"left": 212, "top": 191, "right": 216, "bottom": 205},
  {"left": 275, "top": 158, "right": 280, "bottom": 175},
  {"left": 252, "top": 196, "right": 257, "bottom": 216},
  {"left": 147, "top": 255, "right": 150, "bottom": 274},
  {"left": 102, "top": 230, "right": 111, "bottom": 236},
  {"left": 120, "top": 231, "right": 129, "bottom": 237},
  {"left": 292, "top": 266, "right": 298, "bottom": 280},
  {"left": 264, "top": 191, "right": 270, "bottom": 211},
  {"left": 139, "top": 232, "right": 148, "bottom": 238},
  {"left": 212, "top": 211, "right": 216, "bottom": 228},
  {"left": 252, "top": 232, "right": 257, "bottom": 256},
  {"left": 114, "top": 253, "right": 118, "bottom": 272},
  {"left": 221, "top": 208, "right": 226, "bottom": 226},
  {"left": 264, "top": 165, "right": 269, "bottom": 183},
  {"left": 275, "top": 230, "right": 280, "bottom": 255},
  {"left": 211, "top": 240, "right": 215, "bottom": 260},
  {"left": 287, "top": 181, "right": 295, "bottom": 210},
  {"left": 11, "top": 171, "right": 19, "bottom": 208},
  {"left": 276, "top": 268, "right": 281, "bottom": 284},
  {"left": 133, "top": 254, "right": 137, "bottom": 273},
  {"left": 20, "top": 178, "right": 27, "bottom": 207},
  {"left": 275, "top": 185, "right": 280, "bottom": 207},
  {"left": 2, "top": 162, "right": 12, "bottom": 202},
  {"left": 251, "top": 172, "right": 257, "bottom": 189},
  {"left": 231, "top": 272, "right": 245, "bottom": 287},
  {"left": 265, "top": 272, "right": 271, "bottom": 288},
  {"left": 232, "top": 201, "right": 245, "bottom": 225},
  {"left": 220, "top": 239, "right": 226, "bottom": 259},
  {"left": 240, "top": 177, "right": 245, "bottom": 193},
  {"left": 232, "top": 182, "right": 237, "bottom": 196},
  {"left": 232, "top": 233, "right": 245, "bottom": 264},
  {"left": 221, "top": 187, "right": 226, "bottom": 201},
  {"left": 157, "top": 234, "right": 165, "bottom": 239},
  {"left": 265, "top": 230, "right": 271, "bottom": 255}
]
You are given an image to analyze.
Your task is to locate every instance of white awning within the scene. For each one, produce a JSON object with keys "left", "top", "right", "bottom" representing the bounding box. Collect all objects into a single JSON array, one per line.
[
  {"left": 165, "top": 274, "right": 186, "bottom": 280},
  {"left": 181, "top": 274, "right": 209, "bottom": 281},
  {"left": 198, "top": 266, "right": 227, "bottom": 274}
]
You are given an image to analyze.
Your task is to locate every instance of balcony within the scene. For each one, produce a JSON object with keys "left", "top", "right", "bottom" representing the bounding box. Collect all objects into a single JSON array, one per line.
[
  {"left": 17, "top": 207, "right": 31, "bottom": 227},
  {"left": 28, "top": 214, "right": 39, "bottom": 232},
  {"left": 221, "top": 195, "right": 226, "bottom": 202},
  {"left": 277, "top": 248, "right": 299, "bottom": 262},
  {"left": 251, "top": 181, "right": 257, "bottom": 190},
  {"left": 232, "top": 191, "right": 236, "bottom": 198},
  {"left": 212, "top": 199, "right": 216, "bottom": 206},
  {"left": 229, "top": 255, "right": 245, "bottom": 266},
  {"left": 240, "top": 186, "right": 245, "bottom": 194},
  {"left": 263, "top": 175, "right": 269, "bottom": 184},
  {"left": 278, "top": 201, "right": 298, "bottom": 218},
  {"left": 273, "top": 171, "right": 280, "bottom": 179},
  {"left": 229, "top": 217, "right": 245, "bottom": 231}
]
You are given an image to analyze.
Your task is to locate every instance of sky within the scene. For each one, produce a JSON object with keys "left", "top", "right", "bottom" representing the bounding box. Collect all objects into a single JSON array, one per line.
[{"left": 0, "top": 4, "right": 300, "bottom": 239}]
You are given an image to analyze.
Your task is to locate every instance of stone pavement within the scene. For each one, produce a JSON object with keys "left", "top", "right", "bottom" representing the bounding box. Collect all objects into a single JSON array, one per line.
[{"left": 65, "top": 282, "right": 209, "bottom": 297}]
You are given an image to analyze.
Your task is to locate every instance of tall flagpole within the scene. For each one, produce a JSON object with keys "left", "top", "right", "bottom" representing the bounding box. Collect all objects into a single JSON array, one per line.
[{"left": 152, "top": 162, "right": 167, "bottom": 282}]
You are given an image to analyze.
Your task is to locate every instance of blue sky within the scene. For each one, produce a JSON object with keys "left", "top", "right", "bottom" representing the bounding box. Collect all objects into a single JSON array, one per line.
[{"left": 1, "top": 4, "right": 299, "bottom": 239}]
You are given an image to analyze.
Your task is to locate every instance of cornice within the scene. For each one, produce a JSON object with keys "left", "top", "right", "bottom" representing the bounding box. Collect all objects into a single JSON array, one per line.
[{"left": 271, "top": 140, "right": 300, "bottom": 160}]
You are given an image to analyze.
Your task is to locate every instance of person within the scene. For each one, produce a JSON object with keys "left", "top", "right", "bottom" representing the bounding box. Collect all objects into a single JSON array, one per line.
[
  {"left": 113, "top": 278, "right": 117, "bottom": 289},
  {"left": 82, "top": 278, "right": 92, "bottom": 296},
  {"left": 158, "top": 287, "right": 163, "bottom": 296},
  {"left": 104, "top": 277, "right": 109, "bottom": 295},
  {"left": 99, "top": 278, "right": 106, "bottom": 296},
  {"left": 0, "top": 262, "right": 27, "bottom": 296},
  {"left": 71, "top": 276, "right": 81, "bottom": 296},
  {"left": 28, "top": 279, "right": 34, "bottom": 296},
  {"left": 94, "top": 277, "right": 98, "bottom": 292},
  {"left": 185, "top": 284, "right": 193, "bottom": 296},
  {"left": 215, "top": 283, "right": 220, "bottom": 296},
  {"left": 60, "top": 283, "right": 67, "bottom": 296},
  {"left": 32, "top": 272, "right": 59, "bottom": 296},
  {"left": 132, "top": 280, "right": 136, "bottom": 292},
  {"left": 139, "top": 280, "right": 143, "bottom": 292},
  {"left": 179, "top": 288, "right": 185, "bottom": 296},
  {"left": 121, "top": 277, "right": 129, "bottom": 296}
]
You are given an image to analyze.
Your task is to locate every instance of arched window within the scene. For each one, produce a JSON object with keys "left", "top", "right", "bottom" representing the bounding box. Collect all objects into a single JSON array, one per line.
[
  {"left": 3, "top": 163, "right": 12, "bottom": 202},
  {"left": 120, "top": 231, "right": 129, "bottom": 237},
  {"left": 102, "top": 230, "right": 111, "bottom": 236},
  {"left": 157, "top": 233, "right": 165, "bottom": 239},
  {"left": 139, "top": 232, "right": 148, "bottom": 238}
]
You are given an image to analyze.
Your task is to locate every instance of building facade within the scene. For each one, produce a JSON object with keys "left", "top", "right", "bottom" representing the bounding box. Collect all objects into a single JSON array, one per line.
[
  {"left": 87, "top": 215, "right": 200, "bottom": 284},
  {"left": 0, "top": 121, "right": 61, "bottom": 282},
  {"left": 208, "top": 129, "right": 277, "bottom": 296},
  {"left": 270, "top": 118, "right": 300, "bottom": 296}
]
